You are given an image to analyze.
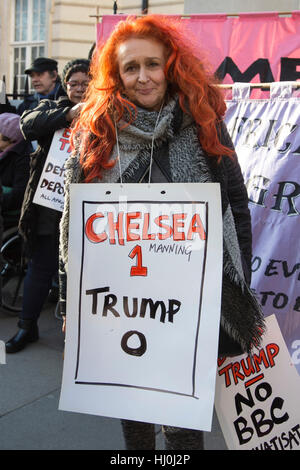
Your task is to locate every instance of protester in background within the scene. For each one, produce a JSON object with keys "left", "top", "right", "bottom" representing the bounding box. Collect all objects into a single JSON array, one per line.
[
  {"left": 59, "top": 16, "right": 265, "bottom": 450},
  {"left": 0, "top": 97, "right": 17, "bottom": 115},
  {"left": 0, "top": 113, "right": 31, "bottom": 229},
  {"left": 17, "top": 58, "right": 66, "bottom": 116},
  {"left": 5, "top": 58, "right": 90, "bottom": 354}
]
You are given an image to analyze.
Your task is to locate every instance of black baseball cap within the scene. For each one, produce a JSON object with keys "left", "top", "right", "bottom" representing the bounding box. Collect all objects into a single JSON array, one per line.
[{"left": 25, "top": 57, "right": 58, "bottom": 75}]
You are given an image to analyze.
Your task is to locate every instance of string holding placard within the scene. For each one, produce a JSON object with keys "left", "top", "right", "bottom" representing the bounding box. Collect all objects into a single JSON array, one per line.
[{"left": 114, "top": 100, "right": 164, "bottom": 186}]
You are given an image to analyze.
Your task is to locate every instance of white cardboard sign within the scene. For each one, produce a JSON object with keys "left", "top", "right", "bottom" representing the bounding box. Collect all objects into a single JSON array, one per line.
[
  {"left": 59, "top": 182, "right": 223, "bottom": 431},
  {"left": 215, "top": 314, "right": 300, "bottom": 450},
  {"left": 33, "top": 128, "right": 71, "bottom": 212}
]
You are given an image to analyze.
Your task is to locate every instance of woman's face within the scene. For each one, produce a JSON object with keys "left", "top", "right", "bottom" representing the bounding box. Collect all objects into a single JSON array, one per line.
[
  {"left": 0, "top": 133, "right": 12, "bottom": 152},
  {"left": 66, "top": 71, "right": 90, "bottom": 104},
  {"left": 117, "top": 37, "right": 168, "bottom": 111}
]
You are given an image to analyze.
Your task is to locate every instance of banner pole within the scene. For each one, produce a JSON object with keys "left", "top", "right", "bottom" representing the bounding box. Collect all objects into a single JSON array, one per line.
[{"left": 217, "top": 82, "right": 300, "bottom": 89}]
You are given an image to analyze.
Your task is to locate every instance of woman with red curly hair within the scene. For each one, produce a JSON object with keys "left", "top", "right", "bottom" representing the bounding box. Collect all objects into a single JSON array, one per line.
[{"left": 59, "top": 15, "right": 264, "bottom": 450}]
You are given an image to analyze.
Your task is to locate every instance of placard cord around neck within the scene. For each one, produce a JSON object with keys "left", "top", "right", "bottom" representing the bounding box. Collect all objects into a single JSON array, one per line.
[{"left": 114, "top": 101, "right": 164, "bottom": 186}]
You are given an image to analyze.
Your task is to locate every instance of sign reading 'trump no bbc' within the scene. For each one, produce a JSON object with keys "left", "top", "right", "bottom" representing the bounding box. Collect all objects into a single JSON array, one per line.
[
  {"left": 33, "top": 128, "right": 71, "bottom": 212},
  {"left": 59, "top": 182, "right": 223, "bottom": 431}
]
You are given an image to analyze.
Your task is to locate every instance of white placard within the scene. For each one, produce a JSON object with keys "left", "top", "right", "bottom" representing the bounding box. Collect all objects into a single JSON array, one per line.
[
  {"left": 59, "top": 182, "right": 223, "bottom": 431},
  {"left": 0, "top": 340, "right": 6, "bottom": 364},
  {"left": 33, "top": 128, "right": 71, "bottom": 212},
  {"left": 215, "top": 314, "right": 300, "bottom": 450},
  {"left": 0, "top": 80, "right": 5, "bottom": 105}
]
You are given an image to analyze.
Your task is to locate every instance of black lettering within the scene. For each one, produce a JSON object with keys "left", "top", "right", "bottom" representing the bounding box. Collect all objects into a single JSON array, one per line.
[
  {"left": 282, "top": 261, "right": 300, "bottom": 278},
  {"left": 243, "top": 119, "right": 261, "bottom": 148},
  {"left": 247, "top": 175, "right": 270, "bottom": 207},
  {"left": 255, "top": 382, "right": 272, "bottom": 402},
  {"left": 261, "top": 120, "right": 277, "bottom": 148},
  {"left": 280, "top": 57, "right": 300, "bottom": 81},
  {"left": 123, "top": 296, "right": 138, "bottom": 317},
  {"left": 265, "top": 259, "right": 281, "bottom": 276},
  {"left": 103, "top": 294, "right": 119, "bottom": 317},
  {"left": 270, "top": 397, "right": 289, "bottom": 424},
  {"left": 251, "top": 256, "right": 262, "bottom": 272},
  {"left": 167, "top": 299, "right": 181, "bottom": 323},
  {"left": 251, "top": 408, "right": 274, "bottom": 437},
  {"left": 260, "top": 291, "right": 275, "bottom": 306},
  {"left": 293, "top": 296, "right": 300, "bottom": 312},
  {"left": 121, "top": 330, "right": 147, "bottom": 356},
  {"left": 139, "top": 298, "right": 167, "bottom": 323},
  {"left": 292, "top": 143, "right": 300, "bottom": 155},
  {"left": 233, "top": 416, "right": 254, "bottom": 445},
  {"left": 288, "top": 429, "right": 300, "bottom": 449},
  {"left": 274, "top": 123, "right": 297, "bottom": 153},
  {"left": 235, "top": 388, "right": 255, "bottom": 416},
  {"left": 273, "top": 293, "right": 289, "bottom": 309},
  {"left": 86, "top": 286, "right": 110, "bottom": 315},
  {"left": 45, "top": 162, "right": 53, "bottom": 172},
  {"left": 215, "top": 57, "right": 274, "bottom": 82},
  {"left": 271, "top": 181, "right": 300, "bottom": 216}
]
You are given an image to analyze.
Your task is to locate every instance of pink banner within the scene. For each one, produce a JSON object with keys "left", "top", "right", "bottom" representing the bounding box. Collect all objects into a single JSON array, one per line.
[{"left": 96, "top": 12, "right": 300, "bottom": 85}]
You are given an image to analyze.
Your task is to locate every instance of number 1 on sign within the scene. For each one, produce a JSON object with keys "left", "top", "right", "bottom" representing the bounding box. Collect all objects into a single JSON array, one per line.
[{"left": 129, "top": 245, "right": 148, "bottom": 277}]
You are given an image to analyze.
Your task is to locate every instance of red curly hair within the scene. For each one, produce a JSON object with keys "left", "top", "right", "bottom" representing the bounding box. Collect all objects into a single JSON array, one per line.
[{"left": 72, "top": 14, "right": 232, "bottom": 182}]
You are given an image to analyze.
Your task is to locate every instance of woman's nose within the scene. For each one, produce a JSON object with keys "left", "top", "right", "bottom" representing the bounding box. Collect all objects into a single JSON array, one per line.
[{"left": 138, "top": 67, "right": 148, "bottom": 83}]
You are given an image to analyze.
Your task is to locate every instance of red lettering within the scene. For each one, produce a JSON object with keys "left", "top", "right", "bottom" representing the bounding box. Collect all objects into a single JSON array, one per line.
[
  {"left": 173, "top": 213, "right": 186, "bottom": 241},
  {"left": 62, "top": 128, "right": 71, "bottom": 138},
  {"left": 129, "top": 245, "right": 147, "bottom": 276},
  {"left": 187, "top": 213, "right": 206, "bottom": 240},
  {"left": 218, "top": 363, "right": 233, "bottom": 387},
  {"left": 142, "top": 213, "right": 156, "bottom": 240},
  {"left": 85, "top": 211, "right": 208, "bottom": 244},
  {"left": 107, "top": 212, "right": 124, "bottom": 245},
  {"left": 240, "top": 356, "right": 256, "bottom": 377},
  {"left": 59, "top": 137, "right": 69, "bottom": 151},
  {"left": 266, "top": 343, "right": 280, "bottom": 367},
  {"left": 155, "top": 215, "right": 173, "bottom": 240},
  {"left": 126, "top": 212, "right": 141, "bottom": 242},
  {"left": 253, "top": 349, "right": 270, "bottom": 371},
  {"left": 232, "top": 361, "right": 245, "bottom": 385},
  {"left": 85, "top": 213, "right": 107, "bottom": 243}
]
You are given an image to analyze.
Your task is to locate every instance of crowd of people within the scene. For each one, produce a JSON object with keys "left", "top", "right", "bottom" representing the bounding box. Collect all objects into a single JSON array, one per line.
[
  {"left": 1, "top": 15, "right": 264, "bottom": 450},
  {"left": 2, "top": 56, "right": 90, "bottom": 353}
]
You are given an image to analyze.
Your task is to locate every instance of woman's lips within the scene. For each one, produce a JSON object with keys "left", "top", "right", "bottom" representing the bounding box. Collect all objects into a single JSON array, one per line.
[{"left": 137, "top": 88, "right": 154, "bottom": 94}]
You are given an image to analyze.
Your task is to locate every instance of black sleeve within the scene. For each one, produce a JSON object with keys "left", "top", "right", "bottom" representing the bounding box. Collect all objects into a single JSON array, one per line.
[
  {"left": 20, "top": 100, "right": 71, "bottom": 141},
  {"left": 2, "top": 151, "right": 30, "bottom": 211},
  {"left": 220, "top": 123, "right": 253, "bottom": 284}
]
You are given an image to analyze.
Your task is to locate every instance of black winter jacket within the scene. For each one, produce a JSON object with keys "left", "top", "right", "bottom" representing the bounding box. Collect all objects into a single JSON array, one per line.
[
  {"left": 19, "top": 95, "right": 73, "bottom": 253},
  {"left": 0, "top": 140, "right": 32, "bottom": 213}
]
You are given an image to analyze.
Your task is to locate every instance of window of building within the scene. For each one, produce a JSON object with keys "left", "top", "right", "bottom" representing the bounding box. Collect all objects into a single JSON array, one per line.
[{"left": 13, "top": 0, "right": 46, "bottom": 95}]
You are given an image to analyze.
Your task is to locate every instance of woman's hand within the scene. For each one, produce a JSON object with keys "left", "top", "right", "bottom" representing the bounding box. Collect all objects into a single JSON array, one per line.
[{"left": 66, "top": 102, "right": 84, "bottom": 122}]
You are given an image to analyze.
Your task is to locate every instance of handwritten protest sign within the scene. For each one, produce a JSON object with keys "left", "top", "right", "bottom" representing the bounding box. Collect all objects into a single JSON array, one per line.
[
  {"left": 33, "top": 128, "right": 71, "bottom": 212},
  {"left": 59, "top": 182, "right": 223, "bottom": 431},
  {"left": 215, "top": 314, "right": 300, "bottom": 450}
]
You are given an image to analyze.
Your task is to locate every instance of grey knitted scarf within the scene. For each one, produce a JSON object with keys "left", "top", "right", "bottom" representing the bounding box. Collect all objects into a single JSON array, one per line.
[{"left": 60, "top": 96, "right": 264, "bottom": 353}]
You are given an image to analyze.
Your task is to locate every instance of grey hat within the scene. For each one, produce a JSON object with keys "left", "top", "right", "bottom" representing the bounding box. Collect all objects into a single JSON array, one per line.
[{"left": 25, "top": 57, "right": 58, "bottom": 75}]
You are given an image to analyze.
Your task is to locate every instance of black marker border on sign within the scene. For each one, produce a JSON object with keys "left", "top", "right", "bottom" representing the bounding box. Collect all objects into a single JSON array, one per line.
[{"left": 75, "top": 199, "right": 209, "bottom": 400}]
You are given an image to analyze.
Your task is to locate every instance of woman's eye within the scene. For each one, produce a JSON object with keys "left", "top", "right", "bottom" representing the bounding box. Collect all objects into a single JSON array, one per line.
[{"left": 125, "top": 65, "right": 136, "bottom": 72}]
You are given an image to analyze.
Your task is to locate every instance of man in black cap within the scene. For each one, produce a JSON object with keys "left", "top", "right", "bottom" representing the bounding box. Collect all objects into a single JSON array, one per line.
[{"left": 17, "top": 58, "right": 66, "bottom": 115}]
